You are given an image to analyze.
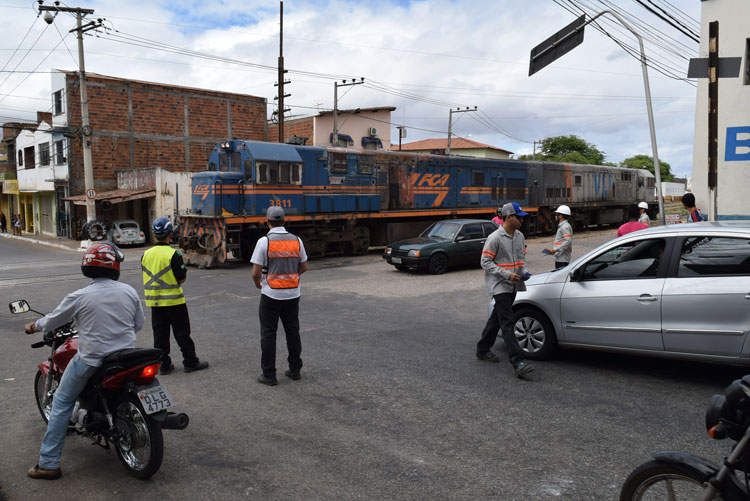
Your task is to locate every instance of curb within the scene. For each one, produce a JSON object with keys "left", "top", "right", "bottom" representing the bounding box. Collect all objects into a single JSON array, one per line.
[{"left": 0, "top": 233, "right": 81, "bottom": 253}]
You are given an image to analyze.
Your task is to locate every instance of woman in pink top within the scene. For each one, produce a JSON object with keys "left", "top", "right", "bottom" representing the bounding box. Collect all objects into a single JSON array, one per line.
[
  {"left": 491, "top": 207, "right": 504, "bottom": 226},
  {"left": 617, "top": 204, "right": 648, "bottom": 237}
]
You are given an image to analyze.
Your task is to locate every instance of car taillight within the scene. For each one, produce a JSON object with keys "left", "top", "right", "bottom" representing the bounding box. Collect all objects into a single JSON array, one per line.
[{"left": 101, "top": 362, "right": 161, "bottom": 390}]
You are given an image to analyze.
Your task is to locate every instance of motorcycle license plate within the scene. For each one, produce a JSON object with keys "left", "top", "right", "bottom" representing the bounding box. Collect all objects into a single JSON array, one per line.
[
  {"left": 391, "top": 257, "right": 402, "bottom": 264},
  {"left": 137, "top": 385, "right": 173, "bottom": 414}
]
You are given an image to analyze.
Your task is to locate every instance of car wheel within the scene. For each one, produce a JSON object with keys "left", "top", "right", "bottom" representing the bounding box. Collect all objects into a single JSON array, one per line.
[
  {"left": 512, "top": 307, "right": 558, "bottom": 360},
  {"left": 427, "top": 253, "right": 448, "bottom": 275},
  {"left": 394, "top": 265, "right": 409, "bottom": 271}
]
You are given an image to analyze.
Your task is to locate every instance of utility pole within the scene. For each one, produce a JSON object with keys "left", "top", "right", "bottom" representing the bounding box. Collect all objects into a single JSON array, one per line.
[
  {"left": 275, "top": 1, "right": 290, "bottom": 143},
  {"left": 332, "top": 78, "right": 364, "bottom": 147},
  {"left": 446, "top": 106, "right": 476, "bottom": 155},
  {"left": 707, "top": 21, "right": 719, "bottom": 221},
  {"left": 38, "top": 1, "right": 102, "bottom": 223},
  {"left": 396, "top": 126, "right": 406, "bottom": 150}
]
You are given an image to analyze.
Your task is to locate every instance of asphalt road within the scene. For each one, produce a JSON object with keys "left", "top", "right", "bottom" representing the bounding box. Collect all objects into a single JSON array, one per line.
[{"left": 0, "top": 230, "right": 745, "bottom": 500}]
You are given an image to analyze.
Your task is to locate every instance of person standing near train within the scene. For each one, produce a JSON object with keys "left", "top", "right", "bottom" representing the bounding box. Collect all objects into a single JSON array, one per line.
[
  {"left": 543, "top": 205, "right": 573, "bottom": 270},
  {"left": 637, "top": 202, "right": 651, "bottom": 226},
  {"left": 491, "top": 207, "right": 504, "bottom": 226}
]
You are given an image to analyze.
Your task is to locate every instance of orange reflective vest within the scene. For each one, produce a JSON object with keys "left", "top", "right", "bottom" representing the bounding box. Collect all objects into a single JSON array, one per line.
[{"left": 264, "top": 232, "right": 301, "bottom": 289}]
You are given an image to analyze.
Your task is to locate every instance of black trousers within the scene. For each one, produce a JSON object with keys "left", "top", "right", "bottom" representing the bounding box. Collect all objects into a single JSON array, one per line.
[
  {"left": 151, "top": 303, "right": 199, "bottom": 368},
  {"left": 259, "top": 294, "right": 302, "bottom": 377},
  {"left": 477, "top": 291, "right": 524, "bottom": 366}
]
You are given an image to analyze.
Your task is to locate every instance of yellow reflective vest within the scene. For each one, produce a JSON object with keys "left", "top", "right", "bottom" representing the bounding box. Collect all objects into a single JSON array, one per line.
[{"left": 142, "top": 245, "right": 185, "bottom": 307}]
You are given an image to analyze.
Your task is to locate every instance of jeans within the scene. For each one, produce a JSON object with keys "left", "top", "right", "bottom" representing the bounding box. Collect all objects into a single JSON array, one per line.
[
  {"left": 477, "top": 291, "right": 524, "bottom": 366},
  {"left": 151, "top": 304, "right": 199, "bottom": 368},
  {"left": 39, "top": 354, "right": 98, "bottom": 469},
  {"left": 259, "top": 294, "right": 302, "bottom": 377}
]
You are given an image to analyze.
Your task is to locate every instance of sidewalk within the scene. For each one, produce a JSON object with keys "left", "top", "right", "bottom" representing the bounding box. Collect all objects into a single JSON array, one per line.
[
  {"left": 0, "top": 231, "right": 82, "bottom": 252},
  {"left": 0, "top": 232, "right": 154, "bottom": 255}
]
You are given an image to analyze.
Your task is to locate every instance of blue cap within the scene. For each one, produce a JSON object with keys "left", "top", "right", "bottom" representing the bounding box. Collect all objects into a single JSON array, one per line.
[{"left": 500, "top": 202, "right": 528, "bottom": 217}]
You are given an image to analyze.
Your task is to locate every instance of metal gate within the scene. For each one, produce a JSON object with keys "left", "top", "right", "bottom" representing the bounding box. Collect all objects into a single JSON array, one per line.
[{"left": 40, "top": 194, "right": 54, "bottom": 235}]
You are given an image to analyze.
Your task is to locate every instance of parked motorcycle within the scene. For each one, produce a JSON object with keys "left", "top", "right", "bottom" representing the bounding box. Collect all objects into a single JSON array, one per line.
[
  {"left": 620, "top": 376, "right": 750, "bottom": 500},
  {"left": 11, "top": 299, "right": 189, "bottom": 479}
]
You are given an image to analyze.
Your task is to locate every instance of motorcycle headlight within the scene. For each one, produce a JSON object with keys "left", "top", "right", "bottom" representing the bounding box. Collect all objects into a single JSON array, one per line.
[{"left": 407, "top": 249, "right": 420, "bottom": 257}]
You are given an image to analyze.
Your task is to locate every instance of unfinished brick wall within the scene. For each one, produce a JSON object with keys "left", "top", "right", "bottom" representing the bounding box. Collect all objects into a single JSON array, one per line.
[
  {"left": 64, "top": 72, "right": 267, "bottom": 194},
  {"left": 267, "top": 117, "right": 314, "bottom": 144}
]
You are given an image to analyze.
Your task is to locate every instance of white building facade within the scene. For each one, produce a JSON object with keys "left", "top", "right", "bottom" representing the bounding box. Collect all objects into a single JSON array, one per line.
[{"left": 692, "top": 0, "right": 750, "bottom": 220}]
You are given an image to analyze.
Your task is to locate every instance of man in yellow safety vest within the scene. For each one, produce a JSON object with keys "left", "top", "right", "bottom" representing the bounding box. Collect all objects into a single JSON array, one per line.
[{"left": 142, "top": 217, "right": 208, "bottom": 374}]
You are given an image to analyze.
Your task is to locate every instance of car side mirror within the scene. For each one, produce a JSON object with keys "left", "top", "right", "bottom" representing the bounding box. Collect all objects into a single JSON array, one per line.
[
  {"left": 455, "top": 235, "right": 467, "bottom": 242},
  {"left": 569, "top": 267, "right": 584, "bottom": 282},
  {"left": 9, "top": 299, "right": 30, "bottom": 314}
]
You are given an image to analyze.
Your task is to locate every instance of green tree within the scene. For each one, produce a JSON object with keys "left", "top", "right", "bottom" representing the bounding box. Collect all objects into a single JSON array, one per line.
[
  {"left": 538, "top": 135, "right": 608, "bottom": 165},
  {"left": 620, "top": 154, "right": 674, "bottom": 182}
]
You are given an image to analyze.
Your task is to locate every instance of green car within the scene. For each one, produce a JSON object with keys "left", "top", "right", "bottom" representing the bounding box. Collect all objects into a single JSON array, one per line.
[{"left": 383, "top": 219, "right": 499, "bottom": 274}]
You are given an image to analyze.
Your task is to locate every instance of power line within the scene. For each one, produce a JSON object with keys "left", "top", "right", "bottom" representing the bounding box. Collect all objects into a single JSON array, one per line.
[{"left": 636, "top": 0, "right": 699, "bottom": 43}]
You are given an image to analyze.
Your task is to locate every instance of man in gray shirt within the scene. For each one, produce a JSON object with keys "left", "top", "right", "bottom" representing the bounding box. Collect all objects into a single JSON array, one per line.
[
  {"left": 476, "top": 203, "right": 535, "bottom": 378},
  {"left": 26, "top": 243, "right": 144, "bottom": 480}
]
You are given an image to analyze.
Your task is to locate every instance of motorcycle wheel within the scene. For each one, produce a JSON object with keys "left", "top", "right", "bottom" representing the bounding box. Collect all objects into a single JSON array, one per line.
[
  {"left": 34, "top": 370, "right": 58, "bottom": 424},
  {"left": 113, "top": 393, "right": 164, "bottom": 479},
  {"left": 619, "top": 460, "right": 711, "bottom": 501}
]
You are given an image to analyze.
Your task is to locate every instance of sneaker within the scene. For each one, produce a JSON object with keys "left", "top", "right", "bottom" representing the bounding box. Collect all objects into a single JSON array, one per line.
[
  {"left": 160, "top": 363, "right": 175, "bottom": 375},
  {"left": 476, "top": 351, "right": 500, "bottom": 363},
  {"left": 257, "top": 374, "right": 278, "bottom": 386},
  {"left": 284, "top": 369, "right": 301, "bottom": 381},
  {"left": 184, "top": 361, "right": 209, "bottom": 373},
  {"left": 514, "top": 360, "right": 535, "bottom": 378},
  {"left": 28, "top": 464, "right": 62, "bottom": 480}
]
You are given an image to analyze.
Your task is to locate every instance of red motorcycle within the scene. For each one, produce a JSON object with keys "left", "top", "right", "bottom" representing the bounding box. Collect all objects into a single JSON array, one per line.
[{"left": 11, "top": 299, "right": 189, "bottom": 479}]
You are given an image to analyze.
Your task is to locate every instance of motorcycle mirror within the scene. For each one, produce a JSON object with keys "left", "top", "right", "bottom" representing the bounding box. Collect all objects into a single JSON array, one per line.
[{"left": 9, "top": 300, "right": 30, "bottom": 314}]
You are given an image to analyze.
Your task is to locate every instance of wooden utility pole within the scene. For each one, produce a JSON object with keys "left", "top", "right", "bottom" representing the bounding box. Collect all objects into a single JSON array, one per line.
[{"left": 276, "top": 1, "right": 290, "bottom": 143}]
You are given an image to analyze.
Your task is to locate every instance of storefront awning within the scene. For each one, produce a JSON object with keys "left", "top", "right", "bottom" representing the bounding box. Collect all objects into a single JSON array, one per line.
[{"left": 62, "top": 188, "right": 155, "bottom": 206}]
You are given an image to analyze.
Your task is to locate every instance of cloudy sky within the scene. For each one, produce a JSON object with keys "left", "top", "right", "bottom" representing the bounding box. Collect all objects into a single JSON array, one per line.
[{"left": 0, "top": 0, "right": 701, "bottom": 177}]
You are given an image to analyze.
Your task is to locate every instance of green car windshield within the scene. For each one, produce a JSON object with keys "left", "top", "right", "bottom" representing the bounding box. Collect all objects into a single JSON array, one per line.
[{"left": 421, "top": 222, "right": 460, "bottom": 240}]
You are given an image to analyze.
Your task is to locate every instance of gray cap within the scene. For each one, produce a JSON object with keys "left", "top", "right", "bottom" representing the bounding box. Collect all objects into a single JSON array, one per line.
[{"left": 266, "top": 206, "right": 285, "bottom": 221}]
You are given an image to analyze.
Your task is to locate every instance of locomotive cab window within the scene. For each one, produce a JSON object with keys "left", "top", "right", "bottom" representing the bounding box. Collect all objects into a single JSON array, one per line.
[
  {"left": 574, "top": 175, "right": 582, "bottom": 186},
  {"left": 219, "top": 153, "right": 230, "bottom": 171},
  {"left": 473, "top": 172, "right": 485, "bottom": 186},
  {"left": 256, "top": 161, "right": 301, "bottom": 185}
]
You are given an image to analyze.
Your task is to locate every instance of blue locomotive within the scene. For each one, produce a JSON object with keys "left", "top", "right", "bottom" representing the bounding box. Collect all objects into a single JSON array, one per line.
[{"left": 179, "top": 140, "right": 654, "bottom": 267}]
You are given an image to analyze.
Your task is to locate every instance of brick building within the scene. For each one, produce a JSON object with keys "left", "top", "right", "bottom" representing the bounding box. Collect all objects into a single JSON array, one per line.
[{"left": 12, "top": 70, "right": 267, "bottom": 238}]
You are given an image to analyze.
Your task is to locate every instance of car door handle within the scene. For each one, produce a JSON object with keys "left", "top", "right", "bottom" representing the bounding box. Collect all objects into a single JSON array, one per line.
[
  {"left": 745, "top": 294, "right": 750, "bottom": 300},
  {"left": 637, "top": 295, "right": 658, "bottom": 302}
]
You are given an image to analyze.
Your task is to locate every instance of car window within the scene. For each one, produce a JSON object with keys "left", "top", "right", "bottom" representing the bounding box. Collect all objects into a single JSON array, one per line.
[
  {"left": 581, "top": 238, "right": 666, "bottom": 280},
  {"left": 458, "top": 223, "right": 484, "bottom": 240},
  {"left": 119, "top": 222, "right": 138, "bottom": 229},
  {"left": 482, "top": 223, "right": 498, "bottom": 237},
  {"left": 421, "top": 222, "right": 460, "bottom": 240},
  {"left": 678, "top": 236, "right": 750, "bottom": 277}
]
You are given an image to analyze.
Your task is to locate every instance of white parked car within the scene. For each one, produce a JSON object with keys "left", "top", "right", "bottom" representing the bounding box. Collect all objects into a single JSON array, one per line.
[{"left": 108, "top": 219, "right": 146, "bottom": 246}]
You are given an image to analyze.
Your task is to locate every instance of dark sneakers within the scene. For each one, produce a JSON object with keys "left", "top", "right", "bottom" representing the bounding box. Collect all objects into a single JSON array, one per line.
[
  {"left": 160, "top": 363, "right": 175, "bottom": 375},
  {"left": 28, "top": 464, "right": 62, "bottom": 480},
  {"left": 257, "top": 374, "right": 278, "bottom": 386},
  {"left": 514, "top": 360, "right": 535, "bottom": 378},
  {"left": 284, "top": 370, "right": 301, "bottom": 381},
  {"left": 184, "top": 361, "right": 209, "bottom": 373},
  {"left": 477, "top": 351, "right": 500, "bottom": 363}
]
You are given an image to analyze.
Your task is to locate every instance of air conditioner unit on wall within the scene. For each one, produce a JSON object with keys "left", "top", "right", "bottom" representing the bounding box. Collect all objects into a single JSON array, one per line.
[{"left": 368, "top": 127, "right": 377, "bottom": 136}]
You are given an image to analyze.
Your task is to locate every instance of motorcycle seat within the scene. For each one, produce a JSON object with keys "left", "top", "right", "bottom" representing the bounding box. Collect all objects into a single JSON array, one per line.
[{"left": 102, "top": 347, "right": 162, "bottom": 364}]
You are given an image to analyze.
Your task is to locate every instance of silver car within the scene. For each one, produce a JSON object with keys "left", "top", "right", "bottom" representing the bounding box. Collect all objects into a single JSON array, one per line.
[
  {"left": 512, "top": 222, "right": 750, "bottom": 365},
  {"left": 108, "top": 219, "right": 146, "bottom": 246}
]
